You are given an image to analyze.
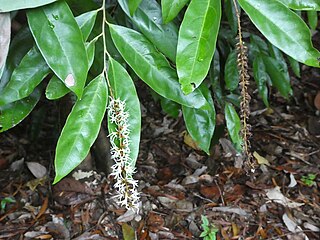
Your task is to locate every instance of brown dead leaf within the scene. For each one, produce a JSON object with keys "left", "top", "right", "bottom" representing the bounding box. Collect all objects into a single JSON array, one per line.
[
  {"left": 147, "top": 212, "right": 164, "bottom": 233},
  {"left": 0, "top": 156, "right": 8, "bottom": 170},
  {"left": 36, "top": 196, "right": 48, "bottom": 219},
  {"left": 53, "top": 178, "right": 95, "bottom": 205},
  {"left": 156, "top": 167, "right": 173, "bottom": 182},
  {"left": 225, "top": 185, "right": 246, "bottom": 203},
  {"left": 200, "top": 185, "right": 221, "bottom": 199}
]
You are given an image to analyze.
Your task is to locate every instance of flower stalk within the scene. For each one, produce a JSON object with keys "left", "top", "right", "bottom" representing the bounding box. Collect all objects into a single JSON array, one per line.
[
  {"left": 101, "top": 0, "right": 140, "bottom": 211},
  {"left": 107, "top": 98, "right": 139, "bottom": 211},
  {"left": 232, "top": 0, "right": 255, "bottom": 172}
]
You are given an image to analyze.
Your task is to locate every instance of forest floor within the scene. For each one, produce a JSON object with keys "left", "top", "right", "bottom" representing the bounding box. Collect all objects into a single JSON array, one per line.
[{"left": 1, "top": 42, "right": 320, "bottom": 240}]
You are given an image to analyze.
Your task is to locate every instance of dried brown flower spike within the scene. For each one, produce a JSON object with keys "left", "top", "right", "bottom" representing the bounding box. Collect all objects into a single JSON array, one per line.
[{"left": 232, "top": 0, "right": 255, "bottom": 172}]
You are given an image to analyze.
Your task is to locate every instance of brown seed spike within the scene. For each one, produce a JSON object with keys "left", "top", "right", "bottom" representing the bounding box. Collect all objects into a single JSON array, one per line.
[{"left": 232, "top": 0, "right": 255, "bottom": 172}]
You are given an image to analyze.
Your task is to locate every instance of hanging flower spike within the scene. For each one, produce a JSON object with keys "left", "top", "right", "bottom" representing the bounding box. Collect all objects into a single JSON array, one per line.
[{"left": 107, "top": 97, "right": 140, "bottom": 212}]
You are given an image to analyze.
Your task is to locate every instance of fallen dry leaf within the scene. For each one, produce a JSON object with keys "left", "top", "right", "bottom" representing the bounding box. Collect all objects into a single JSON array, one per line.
[
  {"left": 265, "top": 186, "right": 304, "bottom": 208},
  {"left": 282, "top": 213, "right": 309, "bottom": 240},
  {"left": 147, "top": 212, "right": 164, "bottom": 233},
  {"left": 26, "top": 162, "right": 47, "bottom": 178},
  {"left": 253, "top": 151, "right": 270, "bottom": 166},
  {"left": 200, "top": 185, "right": 221, "bottom": 199}
]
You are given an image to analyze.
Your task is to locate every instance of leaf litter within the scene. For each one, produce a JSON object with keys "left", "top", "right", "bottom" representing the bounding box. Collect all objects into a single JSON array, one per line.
[{"left": 0, "top": 62, "right": 320, "bottom": 239}]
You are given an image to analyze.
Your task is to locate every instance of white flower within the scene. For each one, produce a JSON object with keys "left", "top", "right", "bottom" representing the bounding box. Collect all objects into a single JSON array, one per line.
[{"left": 107, "top": 97, "right": 140, "bottom": 212}]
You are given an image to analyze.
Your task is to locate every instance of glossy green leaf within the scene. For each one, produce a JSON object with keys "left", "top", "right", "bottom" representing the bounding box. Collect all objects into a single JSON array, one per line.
[
  {"left": 161, "top": 0, "right": 189, "bottom": 24},
  {"left": 182, "top": 85, "right": 215, "bottom": 154},
  {"left": 262, "top": 55, "right": 293, "bottom": 98},
  {"left": 224, "top": 50, "right": 239, "bottom": 91},
  {"left": 224, "top": 0, "right": 239, "bottom": 35},
  {"left": 108, "top": 58, "right": 141, "bottom": 165},
  {"left": 307, "top": 10, "right": 318, "bottom": 30},
  {"left": 0, "top": 13, "right": 10, "bottom": 79},
  {"left": 27, "top": 1, "right": 89, "bottom": 98},
  {"left": 250, "top": 34, "right": 268, "bottom": 53},
  {"left": 53, "top": 75, "right": 108, "bottom": 183},
  {"left": 0, "top": 27, "right": 33, "bottom": 91},
  {"left": 0, "top": 0, "right": 57, "bottom": 12},
  {"left": 225, "top": 102, "right": 242, "bottom": 151},
  {"left": 0, "top": 46, "right": 50, "bottom": 106},
  {"left": 210, "top": 50, "right": 223, "bottom": 106},
  {"left": 268, "top": 43, "right": 291, "bottom": 80},
  {"left": 253, "top": 55, "right": 269, "bottom": 107},
  {"left": 109, "top": 24, "right": 208, "bottom": 109},
  {"left": 160, "top": 97, "right": 181, "bottom": 118},
  {"left": 45, "top": 75, "right": 70, "bottom": 100},
  {"left": 238, "top": 0, "right": 320, "bottom": 67},
  {"left": 129, "top": 0, "right": 143, "bottom": 16},
  {"left": 277, "top": 0, "right": 320, "bottom": 10},
  {"left": 0, "top": 87, "right": 41, "bottom": 132},
  {"left": 177, "top": 0, "right": 221, "bottom": 94},
  {"left": 118, "top": 0, "right": 178, "bottom": 62},
  {"left": 75, "top": 10, "right": 98, "bottom": 41},
  {"left": 287, "top": 55, "right": 300, "bottom": 77}
]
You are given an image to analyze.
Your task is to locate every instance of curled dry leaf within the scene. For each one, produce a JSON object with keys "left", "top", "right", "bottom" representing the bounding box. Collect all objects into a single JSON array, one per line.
[{"left": 253, "top": 151, "right": 270, "bottom": 166}]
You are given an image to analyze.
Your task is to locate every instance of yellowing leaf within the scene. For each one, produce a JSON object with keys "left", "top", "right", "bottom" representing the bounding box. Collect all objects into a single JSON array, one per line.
[{"left": 253, "top": 151, "right": 270, "bottom": 166}]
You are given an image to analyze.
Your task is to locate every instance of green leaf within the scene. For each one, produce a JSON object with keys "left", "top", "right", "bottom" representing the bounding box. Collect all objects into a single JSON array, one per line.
[
  {"left": 262, "top": 55, "right": 293, "bottom": 98},
  {"left": 177, "top": 0, "right": 221, "bottom": 94},
  {"left": 53, "top": 75, "right": 108, "bottom": 183},
  {"left": 224, "top": 50, "right": 239, "bottom": 91},
  {"left": 238, "top": 0, "right": 320, "bottom": 67},
  {"left": 0, "top": 87, "right": 41, "bottom": 132},
  {"left": 224, "top": 0, "right": 239, "bottom": 35},
  {"left": 160, "top": 97, "right": 181, "bottom": 118},
  {"left": 129, "top": 0, "right": 143, "bottom": 16},
  {"left": 122, "top": 223, "right": 136, "bottom": 240},
  {"left": 287, "top": 56, "right": 301, "bottom": 78},
  {"left": 161, "top": 0, "right": 189, "bottom": 24},
  {"left": 307, "top": 10, "right": 318, "bottom": 30},
  {"left": 108, "top": 58, "right": 141, "bottom": 165},
  {"left": 277, "top": 0, "right": 320, "bottom": 10},
  {"left": 0, "top": 0, "right": 57, "bottom": 13},
  {"left": 27, "top": 1, "right": 89, "bottom": 98},
  {"left": 109, "top": 24, "right": 208, "bottom": 109},
  {"left": 209, "top": 51, "right": 223, "bottom": 106},
  {"left": 225, "top": 102, "right": 242, "bottom": 151},
  {"left": 118, "top": 0, "right": 179, "bottom": 62},
  {"left": 250, "top": 34, "right": 268, "bottom": 54},
  {"left": 0, "top": 27, "right": 33, "bottom": 91},
  {"left": 45, "top": 75, "right": 70, "bottom": 100},
  {"left": 0, "top": 13, "right": 11, "bottom": 78},
  {"left": 182, "top": 85, "right": 215, "bottom": 154},
  {"left": 0, "top": 46, "right": 50, "bottom": 106},
  {"left": 75, "top": 10, "right": 98, "bottom": 41},
  {"left": 253, "top": 55, "right": 269, "bottom": 107}
]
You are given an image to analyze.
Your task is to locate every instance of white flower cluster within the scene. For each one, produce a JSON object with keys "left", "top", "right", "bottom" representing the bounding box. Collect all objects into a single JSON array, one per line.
[{"left": 107, "top": 97, "right": 139, "bottom": 212}]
